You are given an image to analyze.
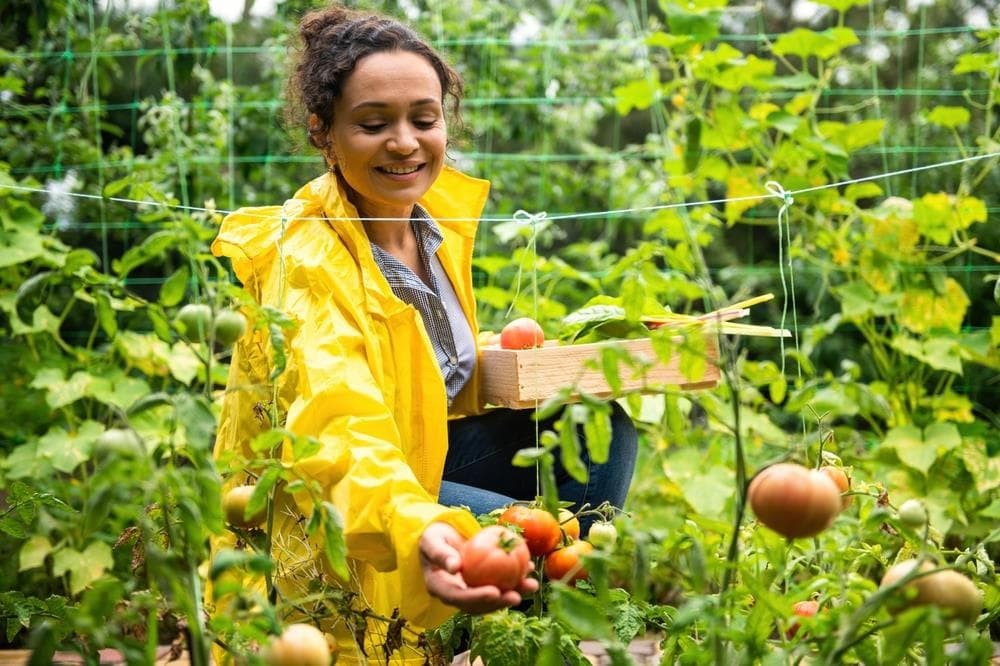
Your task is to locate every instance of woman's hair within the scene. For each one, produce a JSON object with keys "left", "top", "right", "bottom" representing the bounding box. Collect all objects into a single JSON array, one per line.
[{"left": 286, "top": 5, "right": 464, "bottom": 152}]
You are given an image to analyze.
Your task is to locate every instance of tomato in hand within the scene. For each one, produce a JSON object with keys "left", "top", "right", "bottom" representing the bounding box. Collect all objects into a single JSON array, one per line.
[
  {"left": 460, "top": 525, "right": 532, "bottom": 592},
  {"left": 499, "top": 505, "right": 561, "bottom": 557},
  {"left": 748, "top": 463, "right": 842, "bottom": 539},
  {"left": 544, "top": 540, "right": 593, "bottom": 583},
  {"left": 819, "top": 466, "right": 852, "bottom": 510},
  {"left": 499, "top": 317, "right": 545, "bottom": 350}
]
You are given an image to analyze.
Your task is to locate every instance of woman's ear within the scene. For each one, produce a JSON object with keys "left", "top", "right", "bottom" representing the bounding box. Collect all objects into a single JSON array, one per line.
[{"left": 308, "top": 113, "right": 336, "bottom": 169}]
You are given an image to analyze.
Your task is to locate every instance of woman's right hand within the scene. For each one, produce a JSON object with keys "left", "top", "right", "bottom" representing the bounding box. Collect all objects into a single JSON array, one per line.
[{"left": 418, "top": 521, "right": 537, "bottom": 614}]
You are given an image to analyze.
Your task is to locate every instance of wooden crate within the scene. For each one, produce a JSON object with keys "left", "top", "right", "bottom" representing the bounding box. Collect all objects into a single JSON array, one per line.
[{"left": 479, "top": 336, "right": 720, "bottom": 409}]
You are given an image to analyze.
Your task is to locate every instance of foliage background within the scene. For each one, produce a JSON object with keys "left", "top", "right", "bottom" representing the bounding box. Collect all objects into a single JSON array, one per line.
[{"left": 1, "top": 0, "right": 998, "bottom": 661}]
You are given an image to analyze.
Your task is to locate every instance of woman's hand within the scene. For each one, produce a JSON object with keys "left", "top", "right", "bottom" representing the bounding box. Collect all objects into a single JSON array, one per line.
[{"left": 419, "top": 521, "right": 538, "bottom": 614}]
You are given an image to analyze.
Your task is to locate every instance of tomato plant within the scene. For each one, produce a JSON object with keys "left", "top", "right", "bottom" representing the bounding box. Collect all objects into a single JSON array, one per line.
[
  {"left": 265, "top": 623, "right": 334, "bottom": 666},
  {"left": 748, "top": 463, "right": 842, "bottom": 538},
  {"left": 499, "top": 505, "right": 561, "bottom": 557},
  {"left": 460, "top": 525, "right": 532, "bottom": 591},
  {"left": 544, "top": 540, "right": 593, "bottom": 583},
  {"left": 499, "top": 317, "right": 545, "bottom": 349}
]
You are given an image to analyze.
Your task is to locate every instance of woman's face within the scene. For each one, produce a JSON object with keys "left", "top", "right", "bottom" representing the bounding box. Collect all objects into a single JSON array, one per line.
[{"left": 326, "top": 50, "right": 447, "bottom": 221}]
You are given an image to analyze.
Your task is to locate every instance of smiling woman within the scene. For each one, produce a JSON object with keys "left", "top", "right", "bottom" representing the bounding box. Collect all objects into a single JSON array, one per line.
[{"left": 208, "top": 4, "right": 636, "bottom": 663}]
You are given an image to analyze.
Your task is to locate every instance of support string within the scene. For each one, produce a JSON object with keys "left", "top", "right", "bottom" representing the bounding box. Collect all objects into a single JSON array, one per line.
[{"left": 1, "top": 150, "right": 997, "bottom": 225}]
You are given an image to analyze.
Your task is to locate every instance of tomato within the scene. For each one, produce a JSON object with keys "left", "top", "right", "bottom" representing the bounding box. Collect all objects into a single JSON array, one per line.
[
  {"left": 93, "top": 428, "right": 144, "bottom": 458},
  {"left": 819, "top": 466, "right": 852, "bottom": 510},
  {"left": 460, "top": 525, "right": 532, "bottom": 592},
  {"left": 265, "top": 623, "right": 334, "bottom": 665},
  {"left": 558, "top": 508, "right": 580, "bottom": 542},
  {"left": 587, "top": 522, "right": 618, "bottom": 550},
  {"left": 897, "top": 499, "right": 927, "bottom": 528},
  {"left": 499, "top": 317, "right": 545, "bottom": 350},
  {"left": 499, "top": 505, "right": 561, "bottom": 557},
  {"left": 544, "top": 540, "right": 593, "bottom": 583},
  {"left": 223, "top": 485, "right": 266, "bottom": 528},
  {"left": 880, "top": 560, "right": 981, "bottom": 623},
  {"left": 747, "top": 463, "right": 842, "bottom": 539},
  {"left": 786, "top": 600, "right": 820, "bottom": 638},
  {"left": 213, "top": 309, "right": 248, "bottom": 347},
  {"left": 176, "top": 303, "right": 213, "bottom": 342}
]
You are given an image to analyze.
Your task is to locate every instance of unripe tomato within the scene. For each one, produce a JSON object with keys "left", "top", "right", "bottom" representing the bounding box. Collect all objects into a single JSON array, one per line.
[
  {"left": 587, "top": 522, "right": 618, "bottom": 550},
  {"left": 897, "top": 499, "right": 927, "bottom": 528},
  {"left": 499, "top": 505, "right": 561, "bottom": 557},
  {"left": 544, "top": 540, "right": 593, "bottom": 583},
  {"left": 460, "top": 525, "right": 532, "bottom": 592},
  {"left": 213, "top": 309, "right": 248, "bottom": 347},
  {"left": 175, "top": 303, "right": 213, "bottom": 342},
  {"left": 93, "top": 428, "right": 144, "bottom": 458},
  {"left": 880, "top": 560, "right": 981, "bottom": 623},
  {"left": 265, "top": 623, "right": 334, "bottom": 665},
  {"left": 786, "top": 600, "right": 820, "bottom": 638},
  {"left": 558, "top": 508, "right": 580, "bottom": 541},
  {"left": 223, "top": 485, "right": 265, "bottom": 528},
  {"left": 499, "top": 317, "right": 545, "bottom": 350},
  {"left": 819, "top": 466, "right": 853, "bottom": 510},
  {"left": 748, "top": 463, "right": 842, "bottom": 539}
]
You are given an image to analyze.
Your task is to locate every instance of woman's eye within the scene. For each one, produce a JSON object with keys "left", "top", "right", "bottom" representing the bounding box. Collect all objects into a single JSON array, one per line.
[
  {"left": 413, "top": 118, "right": 438, "bottom": 129},
  {"left": 360, "top": 123, "right": 386, "bottom": 132}
]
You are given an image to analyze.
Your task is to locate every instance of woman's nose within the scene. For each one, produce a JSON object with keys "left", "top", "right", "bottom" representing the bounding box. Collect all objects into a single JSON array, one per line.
[{"left": 387, "top": 125, "right": 418, "bottom": 154}]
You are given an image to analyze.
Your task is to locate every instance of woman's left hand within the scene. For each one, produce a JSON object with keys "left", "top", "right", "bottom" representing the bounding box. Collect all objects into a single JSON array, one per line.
[{"left": 418, "top": 521, "right": 538, "bottom": 614}]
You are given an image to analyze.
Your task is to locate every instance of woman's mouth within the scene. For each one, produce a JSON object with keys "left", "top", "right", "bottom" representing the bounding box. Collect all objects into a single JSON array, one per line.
[{"left": 377, "top": 164, "right": 424, "bottom": 175}]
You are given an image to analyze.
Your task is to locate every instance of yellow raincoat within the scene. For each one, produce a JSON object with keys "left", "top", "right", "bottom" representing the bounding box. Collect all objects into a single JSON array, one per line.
[{"left": 210, "top": 167, "right": 489, "bottom": 663}]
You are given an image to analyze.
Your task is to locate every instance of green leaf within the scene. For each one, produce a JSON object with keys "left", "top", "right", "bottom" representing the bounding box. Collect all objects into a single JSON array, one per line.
[
  {"left": 247, "top": 466, "right": 281, "bottom": 521},
  {"left": 891, "top": 334, "right": 963, "bottom": 374},
  {"left": 953, "top": 53, "right": 998, "bottom": 75},
  {"left": 926, "top": 105, "right": 971, "bottom": 129},
  {"left": 112, "top": 230, "right": 183, "bottom": 278},
  {"left": 559, "top": 409, "right": 589, "bottom": 484},
  {"left": 582, "top": 404, "right": 611, "bottom": 464},
  {"left": 883, "top": 423, "right": 961, "bottom": 475},
  {"left": 813, "top": 0, "right": 869, "bottom": 12},
  {"left": 209, "top": 548, "right": 274, "bottom": 581},
  {"left": 51, "top": 541, "right": 113, "bottom": 595},
  {"left": 159, "top": 264, "right": 190, "bottom": 307},
  {"left": 549, "top": 583, "right": 613, "bottom": 640},
  {"left": 320, "top": 502, "right": 349, "bottom": 581},
  {"left": 612, "top": 74, "right": 661, "bottom": 115},
  {"left": 771, "top": 27, "right": 859, "bottom": 60},
  {"left": 251, "top": 428, "right": 288, "bottom": 453},
  {"left": 18, "top": 536, "right": 52, "bottom": 572},
  {"left": 95, "top": 292, "right": 117, "bottom": 338}
]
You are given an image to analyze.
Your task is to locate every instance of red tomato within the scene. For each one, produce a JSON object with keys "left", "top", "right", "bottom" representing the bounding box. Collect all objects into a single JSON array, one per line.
[
  {"left": 558, "top": 508, "right": 580, "bottom": 542},
  {"left": 544, "top": 540, "right": 593, "bottom": 583},
  {"left": 881, "top": 560, "right": 981, "bottom": 623},
  {"left": 265, "top": 623, "right": 334, "bottom": 665},
  {"left": 499, "top": 317, "right": 545, "bottom": 350},
  {"left": 460, "top": 525, "right": 532, "bottom": 592},
  {"left": 748, "top": 463, "right": 842, "bottom": 539},
  {"left": 786, "top": 600, "right": 820, "bottom": 638},
  {"left": 499, "top": 505, "right": 561, "bottom": 557},
  {"left": 819, "top": 466, "right": 853, "bottom": 510}
]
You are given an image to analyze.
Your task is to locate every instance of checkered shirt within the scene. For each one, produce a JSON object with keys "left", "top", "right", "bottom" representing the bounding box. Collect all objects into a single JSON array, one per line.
[{"left": 368, "top": 206, "right": 475, "bottom": 405}]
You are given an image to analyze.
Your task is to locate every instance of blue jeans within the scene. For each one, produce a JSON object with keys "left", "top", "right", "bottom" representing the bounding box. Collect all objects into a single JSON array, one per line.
[{"left": 439, "top": 402, "right": 638, "bottom": 534}]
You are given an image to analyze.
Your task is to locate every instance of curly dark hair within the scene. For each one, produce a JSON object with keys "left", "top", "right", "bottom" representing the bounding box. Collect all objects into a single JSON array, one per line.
[{"left": 286, "top": 5, "right": 464, "bottom": 153}]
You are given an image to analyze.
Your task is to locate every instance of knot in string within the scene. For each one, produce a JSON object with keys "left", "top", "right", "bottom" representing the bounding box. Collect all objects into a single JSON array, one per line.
[
  {"left": 765, "top": 180, "right": 794, "bottom": 209},
  {"left": 512, "top": 209, "right": 548, "bottom": 226}
]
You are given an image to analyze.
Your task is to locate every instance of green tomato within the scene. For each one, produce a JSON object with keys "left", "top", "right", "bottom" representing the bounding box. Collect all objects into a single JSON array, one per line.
[
  {"left": 93, "top": 428, "right": 144, "bottom": 458},
  {"left": 587, "top": 521, "right": 618, "bottom": 549},
  {"left": 898, "top": 499, "right": 928, "bottom": 528},
  {"left": 213, "top": 309, "right": 248, "bottom": 347},
  {"left": 175, "top": 303, "right": 213, "bottom": 342}
]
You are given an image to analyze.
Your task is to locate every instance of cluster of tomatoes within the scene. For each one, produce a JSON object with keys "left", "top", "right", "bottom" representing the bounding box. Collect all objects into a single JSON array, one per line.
[
  {"left": 459, "top": 504, "right": 618, "bottom": 592},
  {"left": 175, "top": 303, "right": 248, "bottom": 347},
  {"left": 748, "top": 462, "right": 982, "bottom": 631}
]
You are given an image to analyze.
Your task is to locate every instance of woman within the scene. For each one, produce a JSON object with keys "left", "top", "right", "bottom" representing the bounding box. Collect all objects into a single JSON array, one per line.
[{"left": 211, "top": 4, "right": 637, "bottom": 662}]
